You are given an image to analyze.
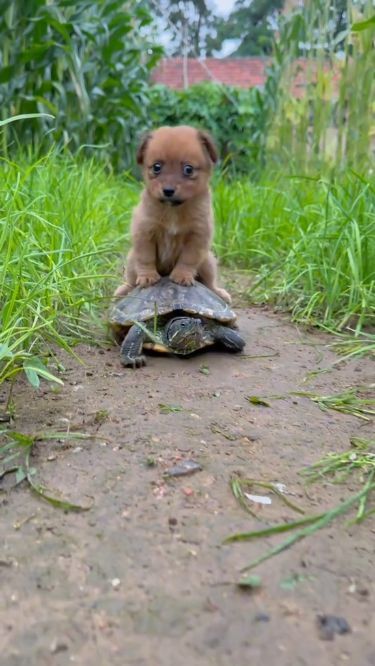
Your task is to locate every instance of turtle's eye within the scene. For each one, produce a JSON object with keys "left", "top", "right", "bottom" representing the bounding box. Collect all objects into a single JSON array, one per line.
[
  {"left": 152, "top": 162, "right": 162, "bottom": 175},
  {"left": 183, "top": 164, "right": 194, "bottom": 177}
]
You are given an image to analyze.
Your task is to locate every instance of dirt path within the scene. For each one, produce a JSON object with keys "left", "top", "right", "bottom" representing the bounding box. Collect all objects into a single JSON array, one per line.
[{"left": 1, "top": 307, "right": 374, "bottom": 666}]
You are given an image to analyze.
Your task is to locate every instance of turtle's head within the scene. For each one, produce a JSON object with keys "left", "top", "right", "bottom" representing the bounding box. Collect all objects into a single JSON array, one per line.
[{"left": 165, "top": 317, "right": 209, "bottom": 354}]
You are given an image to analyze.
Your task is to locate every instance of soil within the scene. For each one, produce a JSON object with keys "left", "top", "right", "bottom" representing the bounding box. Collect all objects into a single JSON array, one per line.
[{"left": 1, "top": 306, "right": 374, "bottom": 666}]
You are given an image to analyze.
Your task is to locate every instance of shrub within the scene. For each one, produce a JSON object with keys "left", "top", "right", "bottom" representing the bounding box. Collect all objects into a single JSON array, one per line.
[
  {"left": 0, "top": 0, "right": 162, "bottom": 170},
  {"left": 147, "top": 82, "right": 268, "bottom": 176}
]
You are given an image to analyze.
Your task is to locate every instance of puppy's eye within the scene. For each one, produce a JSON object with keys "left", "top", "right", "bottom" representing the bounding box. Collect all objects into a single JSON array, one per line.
[
  {"left": 152, "top": 162, "right": 162, "bottom": 175},
  {"left": 183, "top": 164, "right": 194, "bottom": 177}
]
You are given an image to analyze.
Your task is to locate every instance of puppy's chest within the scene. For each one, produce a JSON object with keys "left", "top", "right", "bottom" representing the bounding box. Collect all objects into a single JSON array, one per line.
[
  {"left": 160, "top": 209, "right": 181, "bottom": 236},
  {"left": 155, "top": 211, "right": 186, "bottom": 268}
]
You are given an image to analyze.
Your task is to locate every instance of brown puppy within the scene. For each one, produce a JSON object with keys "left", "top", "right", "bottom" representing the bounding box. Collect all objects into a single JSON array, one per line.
[{"left": 114, "top": 125, "right": 230, "bottom": 303}]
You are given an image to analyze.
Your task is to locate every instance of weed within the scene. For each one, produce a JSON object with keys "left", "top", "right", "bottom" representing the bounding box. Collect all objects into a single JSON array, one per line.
[
  {"left": 226, "top": 438, "right": 375, "bottom": 576},
  {"left": 292, "top": 387, "right": 375, "bottom": 421},
  {"left": 0, "top": 429, "right": 93, "bottom": 509},
  {"left": 158, "top": 403, "right": 183, "bottom": 414}
]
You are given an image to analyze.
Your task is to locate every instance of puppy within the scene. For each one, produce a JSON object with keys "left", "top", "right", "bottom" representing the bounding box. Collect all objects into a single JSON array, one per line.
[{"left": 114, "top": 125, "right": 231, "bottom": 303}]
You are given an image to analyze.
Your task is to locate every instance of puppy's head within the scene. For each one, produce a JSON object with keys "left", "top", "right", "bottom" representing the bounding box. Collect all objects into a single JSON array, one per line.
[{"left": 137, "top": 126, "right": 218, "bottom": 206}]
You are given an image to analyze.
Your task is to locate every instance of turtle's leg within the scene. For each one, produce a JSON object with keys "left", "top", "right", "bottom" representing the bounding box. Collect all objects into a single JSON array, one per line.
[
  {"left": 120, "top": 324, "right": 146, "bottom": 368},
  {"left": 213, "top": 325, "right": 245, "bottom": 353}
]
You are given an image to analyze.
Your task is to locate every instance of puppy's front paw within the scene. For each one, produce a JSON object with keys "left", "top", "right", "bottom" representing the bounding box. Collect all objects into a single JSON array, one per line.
[
  {"left": 215, "top": 287, "right": 232, "bottom": 304},
  {"left": 136, "top": 272, "right": 161, "bottom": 288},
  {"left": 170, "top": 268, "right": 195, "bottom": 286}
]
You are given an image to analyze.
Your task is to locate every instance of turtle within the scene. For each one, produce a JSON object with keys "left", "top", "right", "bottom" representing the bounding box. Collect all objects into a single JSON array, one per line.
[{"left": 109, "top": 277, "right": 245, "bottom": 368}]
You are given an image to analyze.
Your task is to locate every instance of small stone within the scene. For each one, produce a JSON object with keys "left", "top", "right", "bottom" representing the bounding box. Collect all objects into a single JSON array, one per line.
[
  {"left": 164, "top": 460, "right": 202, "bottom": 477},
  {"left": 316, "top": 614, "right": 351, "bottom": 641},
  {"left": 254, "top": 612, "right": 270, "bottom": 623},
  {"left": 111, "top": 578, "right": 121, "bottom": 590},
  {"left": 168, "top": 517, "right": 178, "bottom": 526},
  {"left": 50, "top": 639, "right": 69, "bottom": 654}
]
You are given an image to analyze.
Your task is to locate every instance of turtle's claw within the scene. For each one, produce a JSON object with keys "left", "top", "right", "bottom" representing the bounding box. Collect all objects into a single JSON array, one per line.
[{"left": 121, "top": 355, "right": 147, "bottom": 369}]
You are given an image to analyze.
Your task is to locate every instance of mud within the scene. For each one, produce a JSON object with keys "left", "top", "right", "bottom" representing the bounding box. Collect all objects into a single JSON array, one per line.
[{"left": 1, "top": 307, "right": 374, "bottom": 666}]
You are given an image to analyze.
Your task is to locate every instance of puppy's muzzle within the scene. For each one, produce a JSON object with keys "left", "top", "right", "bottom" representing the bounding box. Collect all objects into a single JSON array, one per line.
[
  {"left": 160, "top": 187, "right": 184, "bottom": 206},
  {"left": 163, "top": 188, "right": 175, "bottom": 198}
]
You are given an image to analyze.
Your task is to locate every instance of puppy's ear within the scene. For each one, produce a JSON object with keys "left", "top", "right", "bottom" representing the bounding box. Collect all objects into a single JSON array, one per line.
[
  {"left": 198, "top": 130, "right": 218, "bottom": 165},
  {"left": 136, "top": 132, "right": 152, "bottom": 165}
]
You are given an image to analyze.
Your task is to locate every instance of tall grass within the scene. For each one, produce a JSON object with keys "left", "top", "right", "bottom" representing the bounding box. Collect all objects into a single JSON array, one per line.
[
  {"left": 1, "top": 152, "right": 373, "bottom": 389},
  {"left": 214, "top": 171, "right": 375, "bottom": 331},
  {"left": 0, "top": 152, "right": 138, "bottom": 385},
  {"left": 266, "top": 0, "right": 374, "bottom": 172}
]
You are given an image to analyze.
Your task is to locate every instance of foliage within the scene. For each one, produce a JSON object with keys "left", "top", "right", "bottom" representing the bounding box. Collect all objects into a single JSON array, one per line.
[
  {"left": 1, "top": 151, "right": 373, "bottom": 392},
  {"left": 210, "top": 0, "right": 285, "bottom": 56},
  {"left": 0, "top": 0, "right": 162, "bottom": 169},
  {"left": 213, "top": 171, "right": 375, "bottom": 331},
  {"left": 265, "top": 0, "right": 375, "bottom": 172},
  {"left": 151, "top": 0, "right": 216, "bottom": 56},
  {"left": 226, "top": 436, "right": 375, "bottom": 576},
  {"left": 0, "top": 428, "right": 93, "bottom": 509},
  {"left": 148, "top": 83, "right": 268, "bottom": 175},
  {"left": 0, "top": 151, "right": 139, "bottom": 388}
]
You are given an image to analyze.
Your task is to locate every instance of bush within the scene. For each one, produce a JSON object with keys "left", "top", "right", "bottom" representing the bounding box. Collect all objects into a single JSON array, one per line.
[
  {"left": 0, "top": 0, "right": 162, "bottom": 170},
  {"left": 147, "top": 83, "right": 268, "bottom": 176}
]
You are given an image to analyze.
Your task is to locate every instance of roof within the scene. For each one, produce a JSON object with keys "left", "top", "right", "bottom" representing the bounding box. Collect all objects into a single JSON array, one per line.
[
  {"left": 151, "top": 57, "right": 340, "bottom": 99},
  {"left": 151, "top": 57, "right": 269, "bottom": 90}
]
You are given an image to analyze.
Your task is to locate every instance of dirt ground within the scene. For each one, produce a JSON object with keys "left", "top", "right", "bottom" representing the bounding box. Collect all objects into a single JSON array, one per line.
[{"left": 1, "top": 305, "right": 374, "bottom": 666}]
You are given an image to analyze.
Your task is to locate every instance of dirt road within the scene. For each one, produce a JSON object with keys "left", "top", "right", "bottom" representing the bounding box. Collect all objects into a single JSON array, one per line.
[{"left": 1, "top": 307, "right": 374, "bottom": 665}]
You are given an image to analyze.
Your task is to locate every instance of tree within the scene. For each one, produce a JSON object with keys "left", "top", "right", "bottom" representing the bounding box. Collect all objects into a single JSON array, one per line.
[
  {"left": 209, "top": 0, "right": 285, "bottom": 56},
  {"left": 151, "top": 0, "right": 217, "bottom": 56},
  {"left": 0, "top": 0, "right": 162, "bottom": 168}
]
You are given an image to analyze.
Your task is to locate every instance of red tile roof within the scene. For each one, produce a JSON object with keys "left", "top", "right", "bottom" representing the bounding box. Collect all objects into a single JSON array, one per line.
[
  {"left": 151, "top": 57, "right": 341, "bottom": 99},
  {"left": 151, "top": 57, "right": 270, "bottom": 90}
]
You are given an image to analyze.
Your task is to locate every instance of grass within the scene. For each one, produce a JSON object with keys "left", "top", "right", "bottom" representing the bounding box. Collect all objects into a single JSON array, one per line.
[
  {"left": 226, "top": 437, "right": 375, "bottom": 579},
  {"left": 0, "top": 428, "right": 93, "bottom": 509},
  {"left": 0, "top": 150, "right": 374, "bottom": 392},
  {"left": 214, "top": 171, "right": 375, "bottom": 333},
  {"left": 0, "top": 150, "right": 139, "bottom": 387},
  {"left": 292, "top": 387, "right": 375, "bottom": 421}
]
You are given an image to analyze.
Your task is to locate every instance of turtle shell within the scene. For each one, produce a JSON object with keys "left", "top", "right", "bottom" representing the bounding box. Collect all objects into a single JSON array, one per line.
[{"left": 109, "top": 277, "right": 236, "bottom": 331}]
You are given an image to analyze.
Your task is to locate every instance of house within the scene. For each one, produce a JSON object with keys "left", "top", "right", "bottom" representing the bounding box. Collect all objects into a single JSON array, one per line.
[
  {"left": 151, "top": 56, "right": 339, "bottom": 99},
  {"left": 151, "top": 57, "right": 269, "bottom": 90}
]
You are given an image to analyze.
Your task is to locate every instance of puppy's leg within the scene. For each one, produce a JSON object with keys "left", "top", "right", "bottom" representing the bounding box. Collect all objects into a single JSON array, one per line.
[
  {"left": 197, "top": 253, "right": 231, "bottom": 304},
  {"left": 113, "top": 250, "right": 137, "bottom": 297},
  {"left": 170, "top": 233, "right": 207, "bottom": 286}
]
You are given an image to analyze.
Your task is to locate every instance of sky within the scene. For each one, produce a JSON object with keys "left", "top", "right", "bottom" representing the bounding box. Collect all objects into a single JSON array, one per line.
[{"left": 214, "top": 0, "right": 236, "bottom": 17}]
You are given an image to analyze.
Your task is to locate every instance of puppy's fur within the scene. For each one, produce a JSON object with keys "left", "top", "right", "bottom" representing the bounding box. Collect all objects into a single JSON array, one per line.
[{"left": 114, "top": 125, "right": 230, "bottom": 303}]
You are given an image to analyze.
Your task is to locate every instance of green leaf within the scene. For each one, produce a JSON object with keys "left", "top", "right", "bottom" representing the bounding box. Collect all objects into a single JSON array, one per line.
[
  {"left": 8, "top": 432, "right": 35, "bottom": 448},
  {"left": 24, "top": 366, "right": 40, "bottom": 388},
  {"left": 238, "top": 574, "right": 262, "bottom": 589},
  {"left": 23, "top": 357, "right": 64, "bottom": 387},
  {"left": 352, "top": 15, "right": 375, "bottom": 32},
  {"left": 15, "top": 467, "right": 27, "bottom": 485},
  {"left": 0, "top": 113, "right": 54, "bottom": 127},
  {"left": 0, "top": 343, "right": 14, "bottom": 360},
  {"left": 246, "top": 396, "right": 271, "bottom": 407}
]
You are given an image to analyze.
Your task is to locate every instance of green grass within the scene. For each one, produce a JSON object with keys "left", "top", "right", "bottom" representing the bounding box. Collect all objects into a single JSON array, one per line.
[
  {"left": 0, "top": 428, "right": 94, "bottom": 509},
  {"left": 291, "top": 387, "right": 375, "bottom": 421},
  {"left": 0, "top": 151, "right": 139, "bottom": 386},
  {"left": 0, "top": 151, "right": 374, "bottom": 390},
  {"left": 226, "top": 437, "right": 375, "bottom": 579},
  {"left": 214, "top": 172, "right": 375, "bottom": 332}
]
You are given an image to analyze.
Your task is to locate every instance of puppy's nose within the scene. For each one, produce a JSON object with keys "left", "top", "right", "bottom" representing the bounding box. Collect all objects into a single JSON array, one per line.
[{"left": 163, "top": 188, "right": 175, "bottom": 198}]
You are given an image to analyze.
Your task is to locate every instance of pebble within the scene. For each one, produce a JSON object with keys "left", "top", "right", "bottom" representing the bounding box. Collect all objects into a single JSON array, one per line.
[{"left": 316, "top": 614, "right": 351, "bottom": 641}]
